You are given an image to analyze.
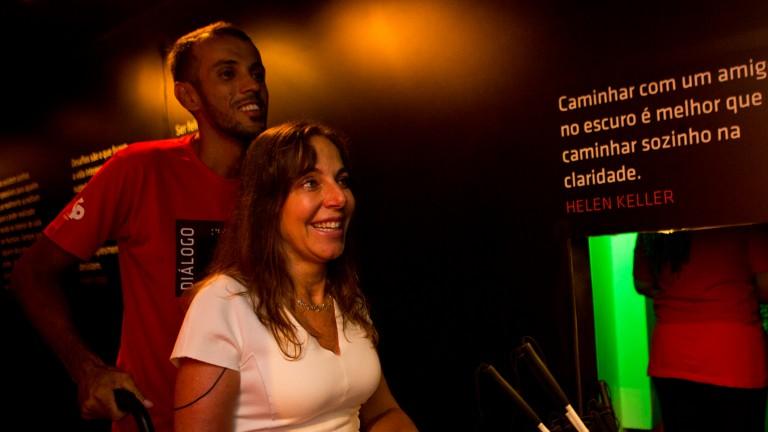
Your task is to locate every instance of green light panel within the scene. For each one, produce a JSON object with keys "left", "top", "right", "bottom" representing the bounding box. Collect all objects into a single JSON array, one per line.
[{"left": 588, "top": 233, "right": 655, "bottom": 430}]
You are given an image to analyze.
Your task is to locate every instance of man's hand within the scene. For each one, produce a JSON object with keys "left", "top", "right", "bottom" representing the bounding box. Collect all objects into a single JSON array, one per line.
[{"left": 78, "top": 365, "right": 153, "bottom": 420}]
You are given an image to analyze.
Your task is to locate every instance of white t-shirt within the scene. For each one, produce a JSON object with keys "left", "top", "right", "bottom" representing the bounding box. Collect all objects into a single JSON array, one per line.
[{"left": 171, "top": 274, "right": 382, "bottom": 431}]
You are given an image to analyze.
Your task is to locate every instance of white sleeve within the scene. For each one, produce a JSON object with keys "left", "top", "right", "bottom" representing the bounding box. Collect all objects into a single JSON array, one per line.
[{"left": 171, "top": 275, "right": 248, "bottom": 371}]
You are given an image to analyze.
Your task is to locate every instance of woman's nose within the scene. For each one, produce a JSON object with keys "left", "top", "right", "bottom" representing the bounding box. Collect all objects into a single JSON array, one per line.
[{"left": 323, "top": 183, "right": 347, "bottom": 208}]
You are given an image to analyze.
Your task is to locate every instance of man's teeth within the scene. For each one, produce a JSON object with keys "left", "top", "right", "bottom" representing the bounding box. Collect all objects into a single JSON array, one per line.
[
  {"left": 240, "top": 103, "right": 259, "bottom": 111},
  {"left": 312, "top": 221, "right": 341, "bottom": 230}
]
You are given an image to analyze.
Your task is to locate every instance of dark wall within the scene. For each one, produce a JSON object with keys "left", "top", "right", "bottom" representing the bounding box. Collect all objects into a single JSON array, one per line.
[{"left": 1, "top": 1, "right": 767, "bottom": 430}]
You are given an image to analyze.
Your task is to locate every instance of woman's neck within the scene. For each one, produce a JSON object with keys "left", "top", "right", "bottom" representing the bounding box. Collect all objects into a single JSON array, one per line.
[{"left": 288, "top": 261, "right": 328, "bottom": 303}]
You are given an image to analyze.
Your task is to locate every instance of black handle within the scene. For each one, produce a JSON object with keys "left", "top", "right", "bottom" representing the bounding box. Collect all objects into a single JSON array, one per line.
[
  {"left": 476, "top": 363, "right": 544, "bottom": 426},
  {"left": 114, "top": 389, "right": 155, "bottom": 432},
  {"left": 517, "top": 342, "right": 570, "bottom": 407}
]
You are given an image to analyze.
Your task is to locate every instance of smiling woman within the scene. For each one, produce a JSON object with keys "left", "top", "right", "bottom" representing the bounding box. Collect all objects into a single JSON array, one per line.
[
  {"left": 279, "top": 134, "right": 355, "bottom": 270},
  {"left": 171, "top": 121, "right": 419, "bottom": 432}
]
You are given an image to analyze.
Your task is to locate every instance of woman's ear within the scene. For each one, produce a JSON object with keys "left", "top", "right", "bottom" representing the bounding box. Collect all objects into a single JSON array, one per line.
[{"left": 175, "top": 82, "right": 201, "bottom": 112}]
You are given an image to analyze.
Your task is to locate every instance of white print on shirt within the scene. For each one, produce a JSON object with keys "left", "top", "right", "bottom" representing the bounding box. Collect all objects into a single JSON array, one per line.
[
  {"left": 66, "top": 198, "right": 85, "bottom": 220},
  {"left": 175, "top": 220, "right": 224, "bottom": 296}
]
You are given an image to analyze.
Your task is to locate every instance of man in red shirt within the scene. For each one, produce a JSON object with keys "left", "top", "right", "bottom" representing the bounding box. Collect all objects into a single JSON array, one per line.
[{"left": 11, "top": 21, "right": 268, "bottom": 431}]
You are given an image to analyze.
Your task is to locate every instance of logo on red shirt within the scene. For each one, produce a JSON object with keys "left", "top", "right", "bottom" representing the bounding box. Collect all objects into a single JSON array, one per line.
[{"left": 66, "top": 198, "right": 85, "bottom": 220}]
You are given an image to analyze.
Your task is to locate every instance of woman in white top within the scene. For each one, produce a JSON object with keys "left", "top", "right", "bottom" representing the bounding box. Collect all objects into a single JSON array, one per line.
[{"left": 172, "top": 121, "right": 418, "bottom": 432}]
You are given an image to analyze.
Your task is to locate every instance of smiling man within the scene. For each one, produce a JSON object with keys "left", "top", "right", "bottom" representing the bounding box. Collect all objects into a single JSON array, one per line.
[{"left": 11, "top": 22, "right": 268, "bottom": 432}]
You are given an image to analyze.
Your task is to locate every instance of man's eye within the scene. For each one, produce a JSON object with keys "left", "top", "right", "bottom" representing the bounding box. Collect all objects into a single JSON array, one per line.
[
  {"left": 219, "top": 69, "right": 235, "bottom": 80},
  {"left": 251, "top": 69, "right": 265, "bottom": 82}
]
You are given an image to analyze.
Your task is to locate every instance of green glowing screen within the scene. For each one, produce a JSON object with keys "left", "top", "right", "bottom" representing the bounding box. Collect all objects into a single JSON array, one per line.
[
  {"left": 589, "top": 231, "right": 768, "bottom": 430},
  {"left": 588, "top": 233, "right": 656, "bottom": 430}
]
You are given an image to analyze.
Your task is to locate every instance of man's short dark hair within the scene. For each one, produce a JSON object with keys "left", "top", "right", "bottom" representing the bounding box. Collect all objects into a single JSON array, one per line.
[{"left": 168, "top": 21, "right": 254, "bottom": 83}]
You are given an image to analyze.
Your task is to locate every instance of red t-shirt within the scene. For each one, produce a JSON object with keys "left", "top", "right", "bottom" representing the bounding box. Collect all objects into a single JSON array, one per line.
[
  {"left": 634, "top": 226, "right": 768, "bottom": 388},
  {"left": 45, "top": 134, "right": 239, "bottom": 431}
]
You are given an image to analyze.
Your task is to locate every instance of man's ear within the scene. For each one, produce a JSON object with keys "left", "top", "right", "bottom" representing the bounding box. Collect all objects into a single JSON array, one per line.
[{"left": 175, "top": 82, "right": 201, "bottom": 111}]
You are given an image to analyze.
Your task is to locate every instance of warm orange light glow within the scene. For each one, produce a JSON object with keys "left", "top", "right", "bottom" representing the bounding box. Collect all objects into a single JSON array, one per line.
[
  {"left": 327, "top": 3, "right": 446, "bottom": 74},
  {"left": 257, "top": 37, "right": 324, "bottom": 89},
  {"left": 241, "top": 0, "right": 523, "bottom": 119},
  {"left": 244, "top": 24, "right": 334, "bottom": 121},
  {"left": 121, "top": 53, "right": 166, "bottom": 116},
  {"left": 320, "top": 1, "right": 521, "bottom": 101}
]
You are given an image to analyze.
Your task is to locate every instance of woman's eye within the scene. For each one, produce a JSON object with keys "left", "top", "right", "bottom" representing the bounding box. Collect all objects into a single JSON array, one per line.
[
  {"left": 337, "top": 175, "right": 351, "bottom": 188},
  {"left": 301, "top": 178, "right": 319, "bottom": 190}
]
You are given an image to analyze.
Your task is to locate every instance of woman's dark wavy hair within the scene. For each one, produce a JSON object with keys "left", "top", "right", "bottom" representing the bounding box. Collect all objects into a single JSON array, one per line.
[
  {"left": 208, "top": 120, "right": 376, "bottom": 359},
  {"left": 637, "top": 230, "right": 692, "bottom": 284}
]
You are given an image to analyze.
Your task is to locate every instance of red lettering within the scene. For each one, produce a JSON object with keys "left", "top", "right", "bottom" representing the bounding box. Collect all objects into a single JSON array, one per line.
[
  {"left": 613, "top": 189, "right": 674, "bottom": 210},
  {"left": 664, "top": 189, "right": 674, "bottom": 204},
  {"left": 626, "top": 193, "right": 637, "bottom": 208},
  {"left": 565, "top": 196, "right": 612, "bottom": 214}
]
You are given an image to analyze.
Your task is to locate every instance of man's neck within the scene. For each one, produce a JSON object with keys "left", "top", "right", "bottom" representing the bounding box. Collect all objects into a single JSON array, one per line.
[{"left": 193, "top": 129, "right": 247, "bottom": 178}]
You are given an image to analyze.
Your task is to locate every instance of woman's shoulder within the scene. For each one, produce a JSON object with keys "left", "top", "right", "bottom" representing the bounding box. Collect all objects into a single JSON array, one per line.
[{"left": 193, "top": 273, "right": 251, "bottom": 305}]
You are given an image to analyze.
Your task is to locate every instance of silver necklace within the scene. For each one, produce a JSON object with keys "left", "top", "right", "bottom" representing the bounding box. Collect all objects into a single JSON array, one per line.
[{"left": 296, "top": 296, "right": 332, "bottom": 312}]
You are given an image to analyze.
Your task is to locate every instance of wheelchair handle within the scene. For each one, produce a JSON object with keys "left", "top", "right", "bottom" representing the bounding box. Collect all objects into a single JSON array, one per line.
[{"left": 114, "top": 388, "right": 155, "bottom": 432}]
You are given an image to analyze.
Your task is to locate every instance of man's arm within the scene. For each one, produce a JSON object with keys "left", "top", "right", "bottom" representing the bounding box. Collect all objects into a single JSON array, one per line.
[{"left": 10, "top": 235, "right": 151, "bottom": 419}]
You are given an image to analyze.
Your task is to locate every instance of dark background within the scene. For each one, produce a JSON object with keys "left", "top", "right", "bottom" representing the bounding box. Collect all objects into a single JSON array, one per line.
[{"left": 1, "top": 0, "right": 767, "bottom": 430}]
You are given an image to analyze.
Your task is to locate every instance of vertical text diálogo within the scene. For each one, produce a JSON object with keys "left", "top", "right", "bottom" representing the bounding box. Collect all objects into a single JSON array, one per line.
[{"left": 175, "top": 220, "right": 224, "bottom": 296}]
